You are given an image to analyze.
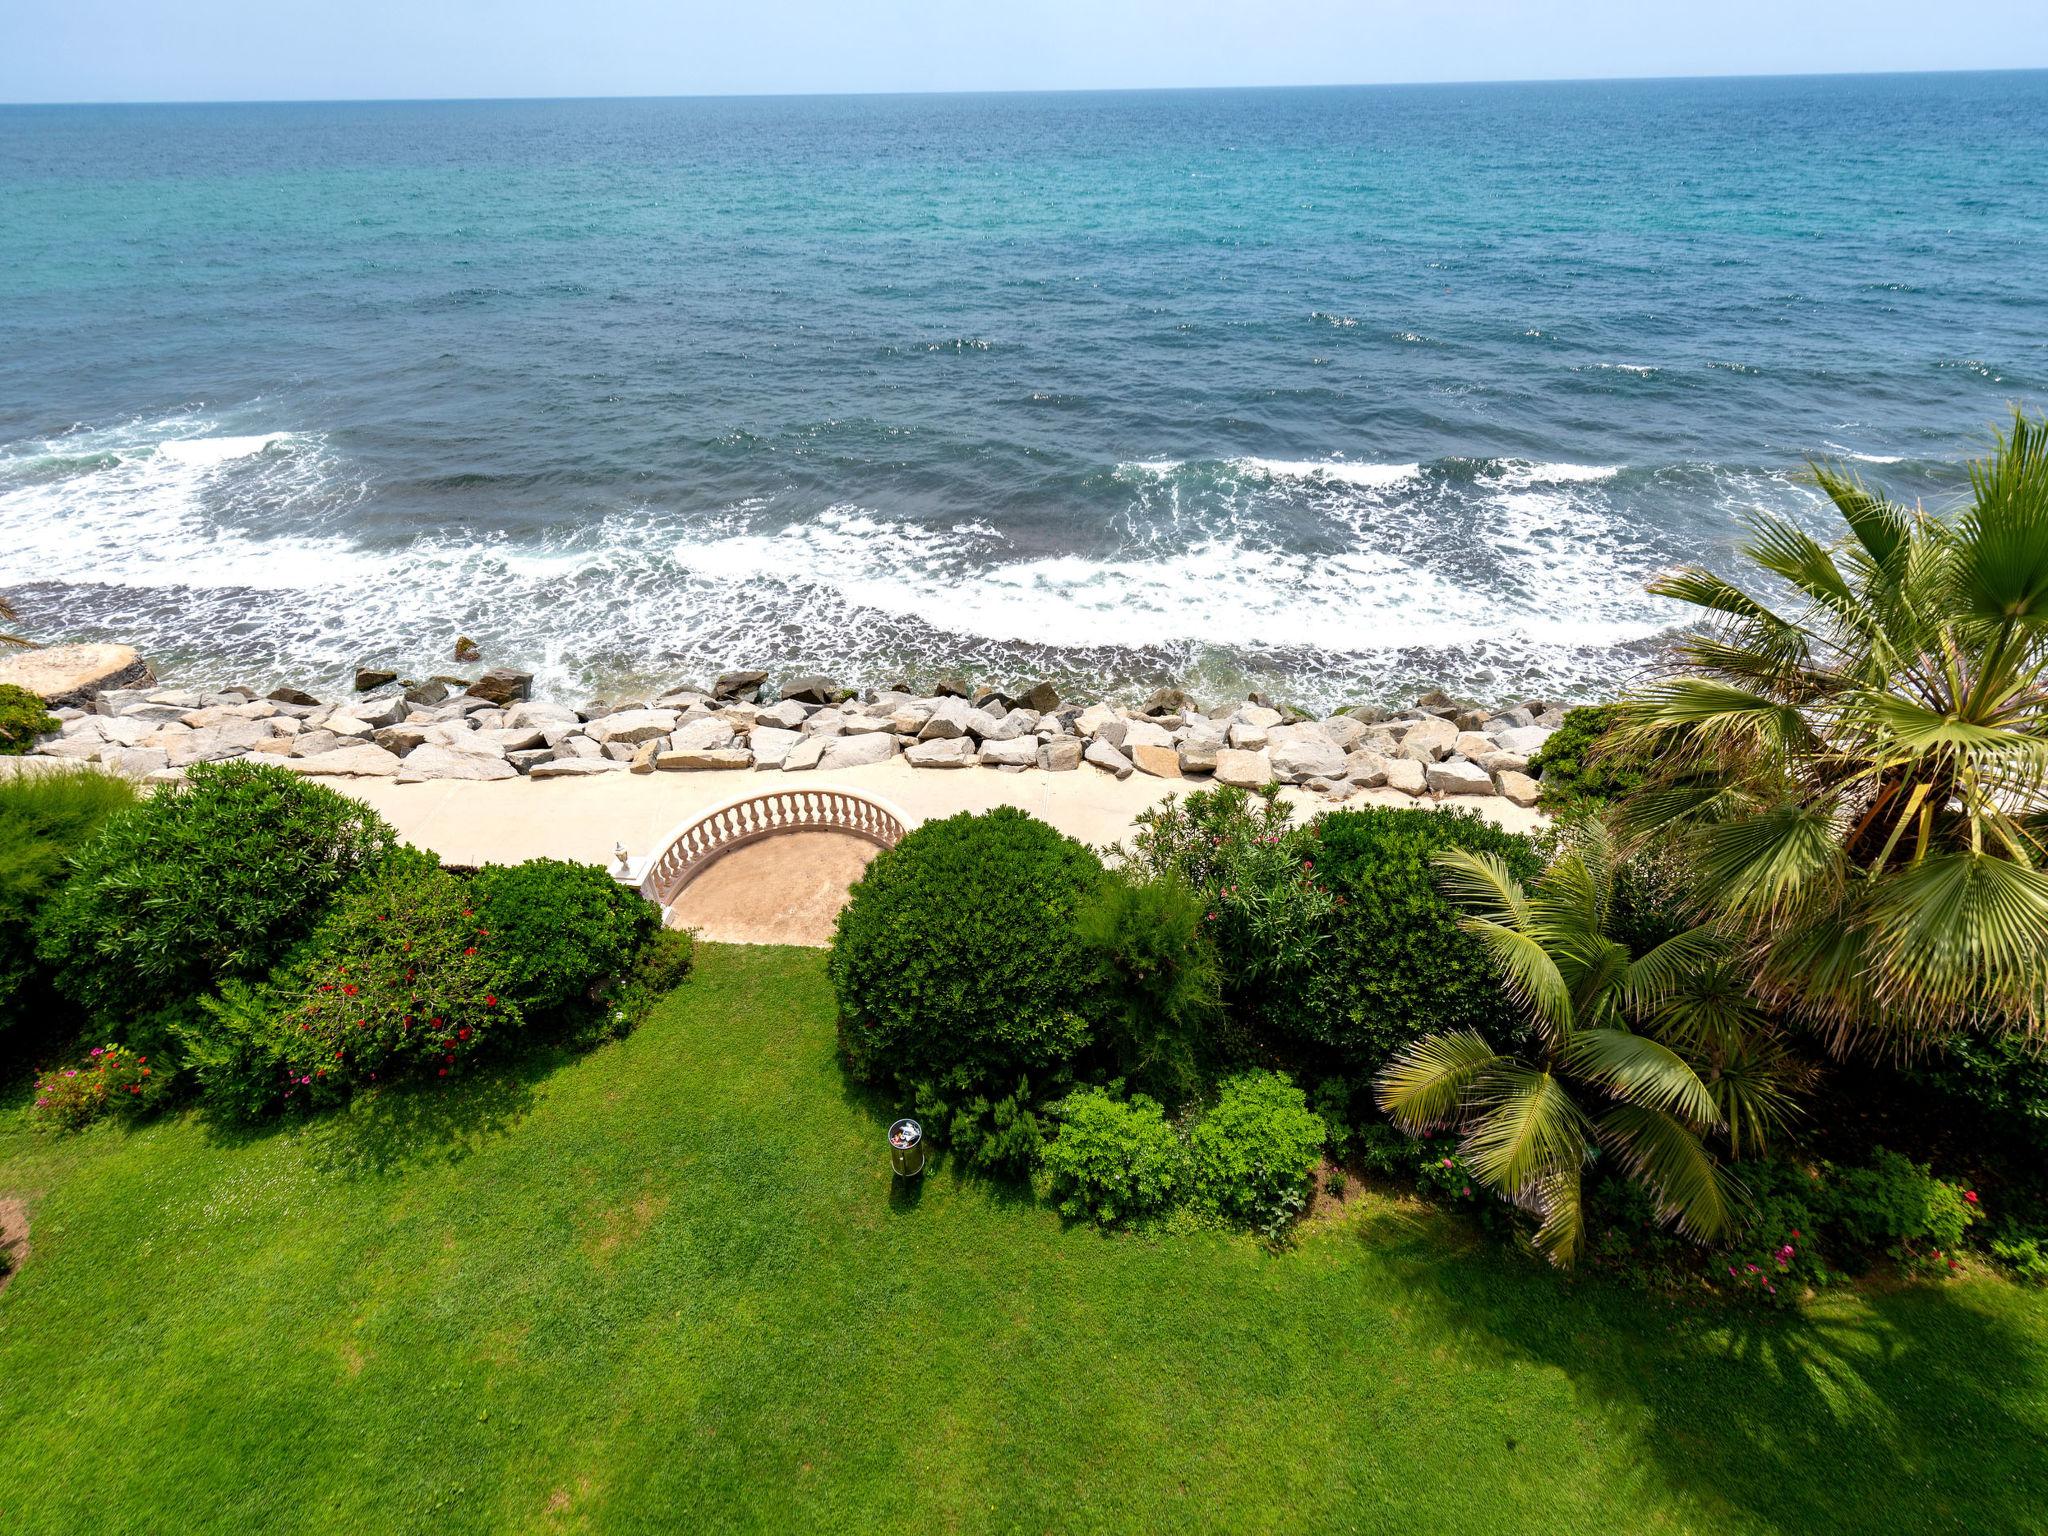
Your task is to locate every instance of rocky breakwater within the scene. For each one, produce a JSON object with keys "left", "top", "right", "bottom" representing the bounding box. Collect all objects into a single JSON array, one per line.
[{"left": 13, "top": 662, "right": 1568, "bottom": 808}]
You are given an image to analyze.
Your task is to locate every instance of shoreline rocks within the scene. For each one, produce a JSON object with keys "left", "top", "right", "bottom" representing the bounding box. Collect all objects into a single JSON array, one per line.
[{"left": 8, "top": 657, "right": 1574, "bottom": 805}]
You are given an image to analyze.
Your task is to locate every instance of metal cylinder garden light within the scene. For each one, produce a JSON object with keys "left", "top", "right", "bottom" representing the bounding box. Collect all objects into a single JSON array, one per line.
[{"left": 889, "top": 1118, "right": 926, "bottom": 1178}]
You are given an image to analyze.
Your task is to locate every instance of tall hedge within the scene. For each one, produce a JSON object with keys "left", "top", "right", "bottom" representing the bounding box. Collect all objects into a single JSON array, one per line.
[
  {"left": 1272, "top": 805, "right": 1541, "bottom": 1071},
  {"left": 828, "top": 808, "right": 1102, "bottom": 1095},
  {"left": 35, "top": 760, "right": 396, "bottom": 1024}
]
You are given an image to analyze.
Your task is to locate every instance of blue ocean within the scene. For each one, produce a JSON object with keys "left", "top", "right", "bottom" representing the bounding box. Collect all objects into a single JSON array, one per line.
[{"left": 2, "top": 73, "right": 2044, "bottom": 707}]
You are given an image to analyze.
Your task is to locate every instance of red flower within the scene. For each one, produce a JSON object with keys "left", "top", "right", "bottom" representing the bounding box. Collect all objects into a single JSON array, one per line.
[
  {"left": 1964, "top": 1191, "right": 1979, "bottom": 1204},
  {"left": 342, "top": 984, "right": 358, "bottom": 997},
  {"left": 457, "top": 1027, "right": 470, "bottom": 1041},
  {"left": 484, "top": 995, "right": 497, "bottom": 1007},
  {"left": 438, "top": 1068, "right": 448, "bottom": 1077},
  {"left": 465, "top": 947, "right": 477, "bottom": 956}
]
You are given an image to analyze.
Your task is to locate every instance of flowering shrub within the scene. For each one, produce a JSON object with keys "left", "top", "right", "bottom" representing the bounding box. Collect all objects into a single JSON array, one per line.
[
  {"left": 33, "top": 1042, "right": 169, "bottom": 1131},
  {"left": 1040, "top": 1086, "right": 1187, "bottom": 1226},
  {"left": 185, "top": 850, "right": 520, "bottom": 1118},
  {"left": 1414, "top": 1147, "right": 1484, "bottom": 1208},
  {"left": 1824, "top": 1148, "right": 1980, "bottom": 1275},
  {"left": 1186, "top": 1070, "right": 1326, "bottom": 1233}
]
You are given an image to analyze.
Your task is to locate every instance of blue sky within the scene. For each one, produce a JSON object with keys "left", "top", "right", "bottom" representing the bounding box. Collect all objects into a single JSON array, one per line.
[{"left": 5, "top": 0, "right": 2044, "bottom": 103}]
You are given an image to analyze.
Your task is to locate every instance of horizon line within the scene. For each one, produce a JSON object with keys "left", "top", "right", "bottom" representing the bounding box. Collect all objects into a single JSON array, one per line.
[{"left": 4, "top": 63, "right": 2044, "bottom": 110}]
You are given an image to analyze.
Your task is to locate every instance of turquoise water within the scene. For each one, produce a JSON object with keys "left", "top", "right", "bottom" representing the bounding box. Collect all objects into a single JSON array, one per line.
[{"left": 2, "top": 74, "right": 2044, "bottom": 705}]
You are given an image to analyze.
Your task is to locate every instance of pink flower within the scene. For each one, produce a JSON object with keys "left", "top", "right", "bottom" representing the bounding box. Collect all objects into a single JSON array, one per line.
[
  {"left": 1964, "top": 1191, "right": 1979, "bottom": 1204},
  {"left": 1440, "top": 1157, "right": 1452, "bottom": 1168}
]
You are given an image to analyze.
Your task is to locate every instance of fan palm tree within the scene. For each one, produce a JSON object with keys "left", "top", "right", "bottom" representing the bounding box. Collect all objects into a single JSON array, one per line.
[
  {"left": 1620, "top": 412, "right": 2048, "bottom": 1046},
  {"left": 1375, "top": 832, "right": 1800, "bottom": 1267}
]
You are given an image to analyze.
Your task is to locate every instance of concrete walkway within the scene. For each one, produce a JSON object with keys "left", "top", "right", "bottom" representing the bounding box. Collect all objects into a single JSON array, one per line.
[{"left": 343, "top": 757, "right": 1545, "bottom": 874}]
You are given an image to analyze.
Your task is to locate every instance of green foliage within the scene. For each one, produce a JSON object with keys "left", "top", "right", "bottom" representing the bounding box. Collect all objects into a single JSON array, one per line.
[
  {"left": 1991, "top": 1233, "right": 2048, "bottom": 1286},
  {"left": 912, "top": 1073, "right": 1050, "bottom": 1178},
  {"left": 1907, "top": 1027, "right": 2048, "bottom": 1146},
  {"left": 470, "top": 857, "right": 657, "bottom": 1021},
  {"left": 1825, "top": 1148, "right": 1979, "bottom": 1267},
  {"left": 829, "top": 808, "right": 1101, "bottom": 1095},
  {"left": 1040, "top": 1085, "right": 1186, "bottom": 1226},
  {"left": 1116, "top": 786, "right": 1334, "bottom": 1010},
  {"left": 0, "top": 684, "right": 59, "bottom": 756},
  {"left": 1186, "top": 1070, "right": 1326, "bottom": 1232},
  {"left": 1526, "top": 703, "right": 1649, "bottom": 815},
  {"left": 597, "top": 927, "right": 696, "bottom": 1044},
  {"left": 185, "top": 850, "right": 520, "bottom": 1119},
  {"left": 35, "top": 760, "right": 396, "bottom": 1025},
  {"left": 1278, "top": 805, "right": 1542, "bottom": 1070},
  {"left": 31, "top": 1041, "right": 170, "bottom": 1130},
  {"left": 1619, "top": 411, "right": 2048, "bottom": 1042},
  {"left": 0, "top": 768, "right": 137, "bottom": 1039},
  {"left": 1377, "top": 827, "right": 1802, "bottom": 1266},
  {"left": 1075, "top": 871, "right": 1220, "bottom": 1101}
]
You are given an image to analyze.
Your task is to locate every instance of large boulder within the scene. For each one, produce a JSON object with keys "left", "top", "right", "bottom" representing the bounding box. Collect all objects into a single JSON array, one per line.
[
  {"left": 1019, "top": 680, "right": 1060, "bottom": 713},
  {"left": 978, "top": 737, "right": 1039, "bottom": 768},
  {"left": 465, "top": 669, "right": 533, "bottom": 706},
  {"left": 1084, "top": 739, "right": 1134, "bottom": 780},
  {"left": 1491, "top": 725, "right": 1555, "bottom": 757},
  {"left": 1496, "top": 769, "right": 1541, "bottom": 807},
  {"left": 353, "top": 666, "right": 398, "bottom": 692},
  {"left": 527, "top": 758, "right": 626, "bottom": 778},
  {"left": 1038, "top": 736, "right": 1083, "bottom": 772},
  {"left": 1427, "top": 758, "right": 1496, "bottom": 796},
  {"left": 748, "top": 725, "right": 802, "bottom": 768},
  {"left": 279, "top": 744, "right": 404, "bottom": 777},
  {"left": 668, "top": 717, "right": 736, "bottom": 752},
  {"left": 1344, "top": 748, "right": 1391, "bottom": 788},
  {"left": 780, "top": 736, "right": 828, "bottom": 772},
  {"left": 779, "top": 674, "right": 839, "bottom": 706},
  {"left": 906, "top": 737, "right": 977, "bottom": 769},
  {"left": 916, "top": 697, "right": 983, "bottom": 742},
  {"left": 1385, "top": 758, "right": 1428, "bottom": 796},
  {"left": 712, "top": 669, "right": 768, "bottom": 703},
  {"left": 1213, "top": 748, "right": 1274, "bottom": 788},
  {"left": 1397, "top": 716, "right": 1459, "bottom": 762},
  {"left": 817, "top": 732, "right": 897, "bottom": 771},
  {"left": 656, "top": 747, "right": 753, "bottom": 771},
  {"left": 0, "top": 643, "right": 153, "bottom": 707},
  {"left": 1130, "top": 743, "right": 1182, "bottom": 779},
  {"left": 1121, "top": 719, "right": 1174, "bottom": 751},
  {"left": 400, "top": 744, "right": 520, "bottom": 781}
]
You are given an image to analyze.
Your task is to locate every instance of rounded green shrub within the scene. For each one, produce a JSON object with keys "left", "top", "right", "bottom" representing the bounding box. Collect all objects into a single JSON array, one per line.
[
  {"left": 0, "top": 684, "right": 60, "bottom": 756},
  {"left": 1274, "top": 806, "right": 1541, "bottom": 1071},
  {"left": 1, "top": 767, "right": 137, "bottom": 1044},
  {"left": 1526, "top": 703, "right": 1649, "bottom": 815},
  {"left": 186, "top": 849, "right": 520, "bottom": 1118},
  {"left": 828, "top": 807, "right": 1101, "bottom": 1094},
  {"left": 1040, "top": 1086, "right": 1187, "bottom": 1225},
  {"left": 470, "top": 857, "right": 657, "bottom": 1020},
  {"left": 1075, "top": 871, "right": 1220, "bottom": 1102},
  {"left": 35, "top": 759, "right": 396, "bottom": 1024},
  {"left": 1186, "top": 1070, "right": 1326, "bottom": 1229}
]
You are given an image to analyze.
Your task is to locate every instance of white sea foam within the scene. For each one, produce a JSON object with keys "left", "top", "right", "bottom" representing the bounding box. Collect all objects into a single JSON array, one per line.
[
  {"left": 1483, "top": 460, "right": 1621, "bottom": 488},
  {"left": 1233, "top": 457, "right": 1422, "bottom": 489},
  {"left": 1822, "top": 441, "right": 1904, "bottom": 464},
  {"left": 156, "top": 432, "right": 293, "bottom": 467}
]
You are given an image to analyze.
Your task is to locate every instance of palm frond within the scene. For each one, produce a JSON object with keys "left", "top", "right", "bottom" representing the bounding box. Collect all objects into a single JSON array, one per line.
[
  {"left": 1457, "top": 917, "right": 1575, "bottom": 1039},
  {"left": 1564, "top": 1028, "right": 1722, "bottom": 1127},
  {"left": 1460, "top": 1064, "right": 1590, "bottom": 1203},
  {"left": 1597, "top": 1104, "right": 1747, "bottom": 1244},
  {"left": 1620, "top": 924, "right": 1727, "bottom": 1010},
  {"left": 1694, "top": 802, "right": 1844, "bottom": 919},
  {"left": 1431, "top": 848, "right": 1530, "bottom": 930},
  {"left": 1958, "top": 409, "right": 2048, "bottom": 630},
  {"left": 1374, "top": 1030, "right": 1504, "bottom": 1131},
  {"left": 1862, "top": 852, "right": 2048, "bottom": 1031}
]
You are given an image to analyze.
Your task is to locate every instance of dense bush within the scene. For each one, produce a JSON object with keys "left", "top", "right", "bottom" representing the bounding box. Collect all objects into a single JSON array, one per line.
[
  {"left": 1186, "top": 1070, "right": 1326, "bottom": 1231},
  {"left": 1525, "top": 703, "right": 1649, "bottom": 815},
  {"left": 1275, "top": 806, "right": 1541, "bottom": 1071},
  {"left": 31, "top": 1041, "right": 170, "bottom": 1130},
  {"left": 1118, "top": 786, "right": 1333, "bottom": 1007},
  {"left": 1040, "top": 1086, "right": 1186, "bottom": 1225},
  {"left": 1827, "top": 1149, "right": 1980, "bottom": 1268},
  {"left": 0, "top": 684, "right": 59, "bottom": 756},
  {"left": 829, "top": 808, "right": 1101, "bottom": 1095},
  {"left": 1075, "top": 872, "right": 1220, "bottom": 1101},
  {"left": 470, "top": 857, "right": 657, "bottom": 1021},
  {"left": 1, "top": 768, "right": 137, "bottom": 1042},
  {"left": 184, "top": 850, "right": 520, "bottom": 1119},
  {"left": 912, "top": 1073, "right": 1051, "bottom": 1177},
  {"left": 36, "top": 760, "right": 396, "bottom": 1024}
]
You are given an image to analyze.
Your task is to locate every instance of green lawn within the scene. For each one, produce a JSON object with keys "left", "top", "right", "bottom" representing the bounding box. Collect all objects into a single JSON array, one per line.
[{"left": 2, "top": 945, "right": 2044, "bottom": 1534}]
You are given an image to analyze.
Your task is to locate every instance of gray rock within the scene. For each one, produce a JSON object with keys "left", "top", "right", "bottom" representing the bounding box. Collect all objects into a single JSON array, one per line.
[
  {"left": 712, "top": 669, "right": 768, "bottom": 702},
  {"left": 1321, "top": 715, "right": 1369, "bottom": 752},
  {"left": 1073, "top": 704, "right": 1118, "bottom": 738},
  {"left": 978, "top": 737, "right": 1039, "bottom": 768},
  {"left": 1477, "top": 750, "right": 1529, "bottom": 776},
  {"left": 505, "top": 749, "right": 551, "bottom": 774},
  {"left": 404, "top": 679, "right": 451, "bottom": 706},
  {"left": 280, "top": 744, "right": 403, "bottom": 778},
  {"left": 505, "top": 701, "right": 581, "bottom": 730},
  {"left": 1493, "top": 706, "right": 1537, "bottom": 731},
  {"left": 799, "top": 708, "right": 847, "bottom": 738},
  {"left": 1397, "top": 716, "right": 1460, "bottom": 761},
  {"left": 656, "top": 748, "right": 753, "bottom": 772},
  {"left": 1019, "top": 680, "right": 1060, "bottom": 713},
  {"left": 0, "top": 644, "right": 154, "bottom": 708},
  {"left": 975, "top": 709, "right": 1035, "bottom": 743},
  {"left": 392, "top": 744, "right": 520, "bottom": 781},
  {"left": 1491, "top": 725, "right": 1555, "bottom": 757},
  {"left": 480, "top": 728, "right": 547, "bottom": 753},
  {"left": 586, "top": 708, "right": 680, "bottom": 746},
  {"left": 755, "top": 699, "right": 812, "bottom": 731},
  {"left": 1227, "top": 720, "right": 1269, "bottom": 751},
  {"left": 1234, "top": 705, "right": 1283, "bottom": 730},
  {"left": 373, "top": 724, "right": 432, "bottom": 756},
  {"left": 748, "top": 726, "right": 802, "bottom": 768},
  {"left": 353, "top": 667, "right": 398, "bottom": 692},
  {"left": 465, "top": 669, "right": 533, "bottom": 706},
  {"left": 780, "top": 735, "right": 828, "bottom": 772},
  {"left": 1038, "top": 736, "right": 1083, "bottom": 771},
  {"left": 1271, "top": 735, "right": 1349, "bottom": 784},
  {"left": 553, "top": 735, "right": 604, "bottom": 760},
  {"left": 1496, "top": 769, "right": 1541, "bottom": 807},
  {"left": 1385, "top": 758, "right": 1428, "bottom": 796},
  {"left": 1085, "top": 739, "right": 1134, "bottom": 780},
  {"left": 906, "top": 737, "right": 978, "bottom": 768},
  {"left": 1121, "top": 719, "right": 1174, "bottom": 751},
  {"left": 916, "top": 697, "right": 982, "bottom": 741},
  {"left": 817, "top": 732, "right": 897, "bottom": 771},
  {"left": 1427, "top": 758, "right": 1496, "bottom": 796},
  {"left": 335, "top": 696, "right": 407, "bottom": 729},
  {"left": 99, "top": 746, "right": 172, "bottom": 778},
  {"left": 527, "top": 758, "right": 627, "bottom": 778},
  {"left": 1453, "top": 730, "right": 1495, "bottom": 760},
  {"left": 289, "top": 729, "right": 343, "bottom": 757},
  {"left": 932, "top": 674, "right": 971, "bottom": 698},
  {"left": 268, "top": 686, "right": 321, "bottom": 707},
  {"left": 1213, "top": 748, "right": 1274, "bottom": 788},
  {"left": 670, "top": 717, "right": 737, "bottom": 752},
  {"left": 1093, "top": 718, "right": 1129, "bottom": 751},
  {"left": 167, "top": 719, "right": 279, "bottom": 765},
  {"left": 779, "top": 674, "right": 839, "bottom": 706},
  {"left": 1344, "top": 748, "right": 1391, "bottom": 788}
]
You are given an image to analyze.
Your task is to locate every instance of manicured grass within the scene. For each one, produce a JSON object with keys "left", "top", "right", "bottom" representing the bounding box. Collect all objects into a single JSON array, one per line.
[{"left": 2, "top": 945, "right": 2044, "bottom": 1533}]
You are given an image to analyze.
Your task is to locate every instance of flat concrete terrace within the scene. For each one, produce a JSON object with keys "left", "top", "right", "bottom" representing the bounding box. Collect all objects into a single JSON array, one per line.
[{"left": 341, "top": 759, "right": 1544, "bottom": 945}]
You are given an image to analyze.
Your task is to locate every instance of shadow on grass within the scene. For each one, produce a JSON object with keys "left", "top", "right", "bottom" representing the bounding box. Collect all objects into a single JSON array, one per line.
[
  {"left": 834, "top": 1050, "right": 1050, "bottom": 1217},
  {"left": 1355, "top": 1205, "right": 2048, "bottom": 1535},
  {"left": 199, "top": 1050, "right": 550, "bottom": 1180}
]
